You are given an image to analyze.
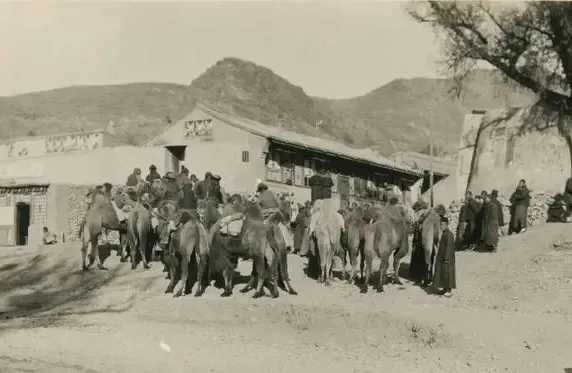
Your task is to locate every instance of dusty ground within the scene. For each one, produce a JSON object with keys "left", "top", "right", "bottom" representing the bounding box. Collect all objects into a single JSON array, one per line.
[{"left": 1, "top": 223, "right": 571, "bottom": 373}]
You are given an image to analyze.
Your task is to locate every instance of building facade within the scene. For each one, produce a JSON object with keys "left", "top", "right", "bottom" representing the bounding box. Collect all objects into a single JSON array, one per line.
[
  {"left": 0, "top": 129, "right": 183, "bottom": 246},
  {"left": 148, "top": 103, "right": 423, "bottom": 207}
]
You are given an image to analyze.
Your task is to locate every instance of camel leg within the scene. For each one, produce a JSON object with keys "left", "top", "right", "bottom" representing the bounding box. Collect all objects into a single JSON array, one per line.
[
  {"left": 221, "top": 268, "right": 233, "bottom": 297},
  {"left": 347, "top": 234, "right": 359, "bottom": 284},
  {"left": 324, "top": 243, "right": 333, "bottom": 287},
  {"left": 359, "top": 243, "right": 365, "bottom": 282},
  {"left": 252, "top": 256, "right": 267, "bottom": 299},
  {"left": 264, "top": 245, "right": 280, "bottom": 298},
  {"left": 81, "top": 237, "right": 89, "bottom": 271},
  {"left": 361, "top": 250, "right": 373, "bottom": 294},
  {"left": 195, "top": 253, "right": 208, "bottom": 297},
  {"left": 165, "top": 255, "right": 179, "bottom": 294},
  {"left": 138, "top": 230, "right": 150, "bottom": 270},
  {"left": 278, "top": 250, "right": 297, "bottom": 295},
  {"left": 174, "top": 255, "right": 190, "bottom": 298},
  {"left": 377, "top": 246, "right": 390, "bottom": 294},
  {"left": 392, "top": 238, "right": 408, "bottom": 286},
  {"left": 93, "top": 237, "right": 107, "bottom": 271}
]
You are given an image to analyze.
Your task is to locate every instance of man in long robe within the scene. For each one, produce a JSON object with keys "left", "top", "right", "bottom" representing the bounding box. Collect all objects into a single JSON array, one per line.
[
  {"left": 459, "top": 191, "right": 480, "bottom": 250},
  {"left": 433, "top": 216, "right": 456, "bottom": 297},
  {"left": 126, "top": 168, "right": 143, "bottom": 187},
  {"left": 481, "top": 190, "right": 504, "bottom": 252},
  {"left": 509, "top": 179, "right": 530, "bottom": 234}
]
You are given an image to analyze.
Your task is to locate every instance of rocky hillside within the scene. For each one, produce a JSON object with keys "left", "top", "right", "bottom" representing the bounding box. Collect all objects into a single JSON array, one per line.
[{"left": 0, "top": 57, "right": 536, "bottom": 154}]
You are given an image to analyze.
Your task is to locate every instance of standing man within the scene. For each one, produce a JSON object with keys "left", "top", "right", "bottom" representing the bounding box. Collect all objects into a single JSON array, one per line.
[
  {"left": 126, "top": 168, "right": 142, "bottom": 187},
  {"left": 433, "top": 216, "right": 456, "bottom": 297},
  {"left": 482, "top": 190, "right": 505, "bottom": 252},
  {"left": 162, "top": 171, "right": 183, "bottom": 204},
  {"left": 460, "top": 191, "right": 479, "bottom": 250},
  {"left": 509, "top": 179, "right": 530, "bottom": 234},
  {"left": 145, "top": 165, "right": 162, "bottom": 183},
  {"left": 195, "top": 172, "right": 213, "bottom": 202},
  {"left": 211, "top": 174, "right": 224, "bottom": 205}
]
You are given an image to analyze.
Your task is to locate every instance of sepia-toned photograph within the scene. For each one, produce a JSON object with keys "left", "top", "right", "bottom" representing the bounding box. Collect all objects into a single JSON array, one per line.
[{"left": 0, "top": 1, "right": 571, "bottom": 372}]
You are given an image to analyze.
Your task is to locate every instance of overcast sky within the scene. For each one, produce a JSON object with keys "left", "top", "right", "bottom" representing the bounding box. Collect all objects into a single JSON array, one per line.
[{"left": 0, "top": 1, "right": 441, "bottom": 99}]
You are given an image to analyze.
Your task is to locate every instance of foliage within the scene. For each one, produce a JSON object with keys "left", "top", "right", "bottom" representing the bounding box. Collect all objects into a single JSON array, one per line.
[{"left": 409, "top": 1, "right": 572, "bottom": 166}]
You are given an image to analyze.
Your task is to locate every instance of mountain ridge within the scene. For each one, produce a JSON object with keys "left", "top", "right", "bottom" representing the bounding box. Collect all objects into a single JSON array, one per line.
[{"left": 0, "top": 57, "right": 537, "bottom": 155}]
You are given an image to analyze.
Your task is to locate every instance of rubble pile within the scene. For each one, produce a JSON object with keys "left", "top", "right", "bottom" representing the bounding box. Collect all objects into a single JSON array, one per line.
[{"left": 445, "top": 191, "right": 553, "bottom": 235}]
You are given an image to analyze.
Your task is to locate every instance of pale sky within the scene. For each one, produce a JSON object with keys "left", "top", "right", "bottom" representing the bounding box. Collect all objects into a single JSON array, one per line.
[{"left": 0, "top": 1, "right": 441, "bottom": 99}]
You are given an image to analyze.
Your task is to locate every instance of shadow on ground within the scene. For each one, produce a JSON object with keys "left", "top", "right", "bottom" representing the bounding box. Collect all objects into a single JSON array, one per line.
[{"left": 0, "top": 243, "right": 153, "bottom": 330}]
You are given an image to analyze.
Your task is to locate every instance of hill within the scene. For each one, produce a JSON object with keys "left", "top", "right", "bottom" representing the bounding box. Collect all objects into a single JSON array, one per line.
[{"left": 0, "top": 57, "right": 536, "bottom": 154}]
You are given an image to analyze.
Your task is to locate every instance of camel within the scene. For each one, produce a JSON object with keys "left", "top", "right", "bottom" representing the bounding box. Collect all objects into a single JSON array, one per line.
[
  {"left": 411, "top": 205, "right": 444, "bottom": 287},
  {"left": 361, "top": 204, "right": 410, "bottom": 294},
  {"left": 80, "top": 192, "right": 120, "bottom": 271},
  {"left": 164, "top": 215, "right": 210, "bottom": 297}
]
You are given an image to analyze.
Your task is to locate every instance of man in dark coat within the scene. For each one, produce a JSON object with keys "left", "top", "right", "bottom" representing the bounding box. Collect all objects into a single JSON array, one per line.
[
  {"left": 433, "top": 216, "right": 456, "bottom": 297},
  {"left": 195, "top": 172, "right": 213, "bottom": 201},
  {"left": 458, "top": 191, "right": 480, "bottom": 250},
  {"left": 509, "top": 179, "right": 530, "bottom": 234},
  {"left": 126, "top": 168, "right": 142, "bottom": 187},
  {"left": 162, "top": 172, "right": 182, "bottom": 204},
  {"left": 145, "top": 165, "right": 162, "bottom": 183},
  {"left": 180, "top": 181, "right": 197, "bottom": 210},
  {"left": 257, "top": 182, "right": 279, "bottom": 209},
  {"left": 481, "top": 190, "right": 504, "bottom": 252}
]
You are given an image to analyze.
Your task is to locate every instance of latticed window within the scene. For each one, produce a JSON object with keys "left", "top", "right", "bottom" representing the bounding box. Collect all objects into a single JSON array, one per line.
[{"left": 32, "top": 193, "right": 48, "bottom": 226}]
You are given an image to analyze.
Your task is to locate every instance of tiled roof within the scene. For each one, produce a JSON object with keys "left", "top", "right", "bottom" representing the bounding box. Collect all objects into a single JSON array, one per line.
[
  {"left": 197, "top": 103, "right": 422, "bottom": 178},
  {"left": 391, "top": 151, "right": 456, "bottom": 177},
  {"left": 0, "top": 183, "right": 50, "bottom": 194}
]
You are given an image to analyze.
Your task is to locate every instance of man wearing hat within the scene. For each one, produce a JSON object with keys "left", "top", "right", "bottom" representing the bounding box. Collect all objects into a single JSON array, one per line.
[
  {"left": 126, "top": 167, "right": 143, "bottom": 187},
  {"left": 211, "top": 174, "right": 225, "bottom": 205},
  {"left": 145, "top": 164, "right": 162, "bottom": 184},
  {"left": 162, "top": 171, "right": 183, "bottom": 204},
  {"left": 195, "top": 172, "right": 213, "bottom": 201},
  {"left": 433, "top": 216, "right": 456, "bottom": 297},
  {"left": 256, "top": 182, "right": 279, "bottom": 209}
]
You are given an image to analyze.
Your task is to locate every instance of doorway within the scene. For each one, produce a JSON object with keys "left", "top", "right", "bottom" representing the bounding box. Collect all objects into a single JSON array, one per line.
[{"left": 15, "top": 202, "right": 30, "bottom": 246}]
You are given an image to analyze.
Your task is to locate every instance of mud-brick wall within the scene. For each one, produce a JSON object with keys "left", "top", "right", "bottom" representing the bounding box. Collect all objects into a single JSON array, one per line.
[
  {"left": 468, "top": 118, "right": 570, "bottom": 197},
  {"left": 47, "top": 184, "right": 92, "bottom": 241}
]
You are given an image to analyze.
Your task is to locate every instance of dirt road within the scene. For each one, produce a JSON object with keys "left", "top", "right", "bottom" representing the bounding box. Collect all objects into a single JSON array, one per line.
[{"left": 1, "top": 223, "right": 571, "bottom": 373}]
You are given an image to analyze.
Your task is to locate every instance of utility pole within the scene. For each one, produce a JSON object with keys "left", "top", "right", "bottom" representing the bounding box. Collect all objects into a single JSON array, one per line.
[{"left": 429, "top": 119, "right": 434, "bottom": 208}]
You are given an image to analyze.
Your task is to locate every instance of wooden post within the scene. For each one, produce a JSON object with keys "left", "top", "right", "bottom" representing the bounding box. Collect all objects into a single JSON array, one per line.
[{"left": 429, "top": 120, "right": 434, "bottom": 208}]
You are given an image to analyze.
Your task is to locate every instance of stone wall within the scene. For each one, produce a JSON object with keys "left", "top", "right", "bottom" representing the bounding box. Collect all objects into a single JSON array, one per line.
[{"left": 467, "top": 106, "right": 571, "bottom": 197}]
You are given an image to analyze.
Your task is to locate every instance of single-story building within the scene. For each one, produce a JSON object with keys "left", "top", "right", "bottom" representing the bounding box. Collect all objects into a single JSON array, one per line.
[
  {"left": 0, "top": 128, "right": 184, "bottom": 246},
  {"left": 147, "top": 102, "right": 423, "bottom": 208}
]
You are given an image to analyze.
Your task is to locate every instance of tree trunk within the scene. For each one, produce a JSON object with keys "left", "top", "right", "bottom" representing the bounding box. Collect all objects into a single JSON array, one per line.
[{"left": 565, "top": 134, "right": 572, "bottom": 176}]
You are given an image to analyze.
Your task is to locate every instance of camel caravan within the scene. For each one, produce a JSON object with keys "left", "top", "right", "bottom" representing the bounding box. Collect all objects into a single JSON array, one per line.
[{"left": 79, "top": 168, "right": 450, "bottom": 299}]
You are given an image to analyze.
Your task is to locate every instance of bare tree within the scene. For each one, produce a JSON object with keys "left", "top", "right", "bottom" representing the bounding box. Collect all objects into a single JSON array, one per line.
[{"left": 408, "top": 1, "right": 572, "bottom": 167}]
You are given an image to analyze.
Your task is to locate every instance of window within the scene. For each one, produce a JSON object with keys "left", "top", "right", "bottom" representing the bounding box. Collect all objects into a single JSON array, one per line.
[{"left": 241, "top": 150, "right": 250, "bottom": 163}]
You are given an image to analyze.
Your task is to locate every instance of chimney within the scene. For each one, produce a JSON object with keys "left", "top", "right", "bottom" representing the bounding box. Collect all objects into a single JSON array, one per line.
[
  {"left": 107, "top": 120, "right": 116, "bottom": 135},
  {"left": 276, "top": 114, "right": 284, "bottom": 130}
]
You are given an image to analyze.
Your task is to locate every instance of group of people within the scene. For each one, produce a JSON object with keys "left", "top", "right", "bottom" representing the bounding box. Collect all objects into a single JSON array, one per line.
[
  {"left": 456, "top": 179, "right": 530, "bottom": 253},
  {"left": 123, "top": 165, "right": 227, "bottom": 210}
]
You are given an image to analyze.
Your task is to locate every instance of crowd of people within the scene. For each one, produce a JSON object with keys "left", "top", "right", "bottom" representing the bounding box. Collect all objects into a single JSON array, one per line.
[{"left": 455, "top": 179, "right": 531, "bottom": 253}]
